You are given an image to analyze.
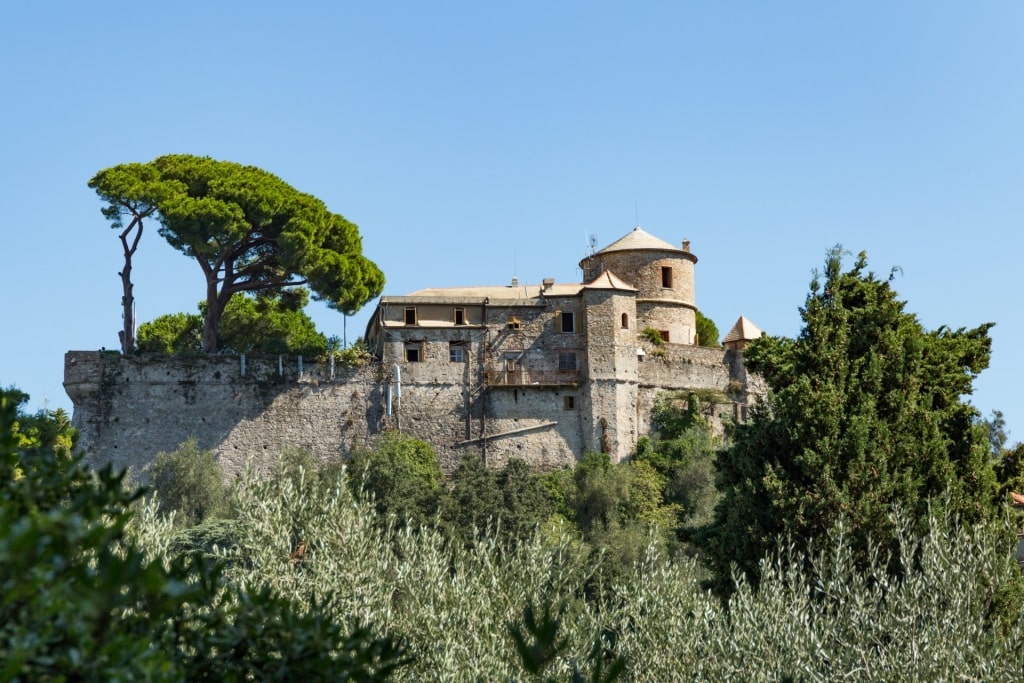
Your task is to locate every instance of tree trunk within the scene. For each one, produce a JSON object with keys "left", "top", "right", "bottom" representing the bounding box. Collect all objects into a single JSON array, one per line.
[
  {"left": 203, "top": 279, "right": 223, "bottom": 354},
  {"left": 118, "top": 217, "right": 143, "bottom": 354}
]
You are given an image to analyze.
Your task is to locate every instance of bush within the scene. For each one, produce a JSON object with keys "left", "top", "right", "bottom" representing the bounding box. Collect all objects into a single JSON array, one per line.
[
  {"left": 0, "top": 392, "right": 410, "bottom": 680},
  {"left": 129, "top": 446, "right": 1024, "bottom": 681},
  {"left": 146, "top": 438, "right": 230, "bottom": 527}
]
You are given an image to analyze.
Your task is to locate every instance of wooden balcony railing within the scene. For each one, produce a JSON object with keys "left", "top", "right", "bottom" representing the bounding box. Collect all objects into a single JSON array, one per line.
[{"left": 483, "top": 369, "right": 581, "bottom": 387}]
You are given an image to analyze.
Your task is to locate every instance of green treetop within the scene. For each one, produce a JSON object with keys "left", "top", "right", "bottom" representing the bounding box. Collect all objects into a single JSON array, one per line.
[
  {"left": 695, "top": 310, "right": 720, "bottom": 347},
  {"left": 90, "top": 155, "right": 385, "bottom": 353},
  {"left": 88, "top": 162, "right": 167, "bottom": 353},
  {"left": 697, "top": 247, "right": 998, "bottom": 594}
]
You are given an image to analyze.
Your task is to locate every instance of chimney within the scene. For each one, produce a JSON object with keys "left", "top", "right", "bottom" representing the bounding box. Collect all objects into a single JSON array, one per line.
[
  {"left": 511, "top": 276, "right": 519, "bottom": 286},
  {"left": 682, "top": 239, "right": 691, "bottom": 252},
  {"left": 542, "top": 277, "right": 554, "bottom": 291}
]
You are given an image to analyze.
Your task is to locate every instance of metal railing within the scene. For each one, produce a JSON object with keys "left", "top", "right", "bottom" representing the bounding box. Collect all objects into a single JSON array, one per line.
[{"left": 483, "top": 369, "right": 581, "bottom": 387}]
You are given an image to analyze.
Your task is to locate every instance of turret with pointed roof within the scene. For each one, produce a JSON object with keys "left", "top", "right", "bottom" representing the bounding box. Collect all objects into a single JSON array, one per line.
[
  {"left": 579, "top": 226, "right": 699, "bottom": 345},
  {"left": 723, "top": 316, "right": 763, "bottom": 351}
]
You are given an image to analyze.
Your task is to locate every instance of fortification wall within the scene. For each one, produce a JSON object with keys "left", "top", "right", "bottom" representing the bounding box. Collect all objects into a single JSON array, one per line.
[
  {"left": 65, "top": 344, "right": 762, "bottom": 479},
  {"left": 64, "top": 351, "right": 383, "bottom": 481},
  {"left": 636, "top": 344, "right": 766, "bottom": 438}
]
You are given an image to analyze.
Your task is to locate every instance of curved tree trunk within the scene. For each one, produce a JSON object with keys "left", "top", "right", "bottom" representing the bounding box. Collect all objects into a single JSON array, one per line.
[{"left": 118, "top": 217, "right": 143, "bottom": 354}]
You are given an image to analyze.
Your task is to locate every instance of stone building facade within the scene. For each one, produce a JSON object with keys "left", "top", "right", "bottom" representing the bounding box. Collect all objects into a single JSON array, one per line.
[{"left": 66, "top": 226, "right": 765, "bottom": 476}]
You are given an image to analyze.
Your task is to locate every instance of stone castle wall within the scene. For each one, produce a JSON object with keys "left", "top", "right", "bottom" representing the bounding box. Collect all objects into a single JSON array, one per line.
[{"left": 65, "top": 344, "right": 762, "bottom": 479}]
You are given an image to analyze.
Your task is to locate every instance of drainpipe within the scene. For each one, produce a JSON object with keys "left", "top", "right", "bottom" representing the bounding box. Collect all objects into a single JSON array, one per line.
[{"left": 480, "top": 297, "right": 489, "bottom": 463}]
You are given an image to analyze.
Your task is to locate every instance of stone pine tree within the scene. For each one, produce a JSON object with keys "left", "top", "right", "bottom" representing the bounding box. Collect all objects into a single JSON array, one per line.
[
  {"left": 88, "top": 163, "right": 167, "bottom": 354},
  {"left": 697, "top": 247, "right": 998, "bottom": 594},
  {"left": 90, "top": 155, "right": 385, "bottom": 353}
]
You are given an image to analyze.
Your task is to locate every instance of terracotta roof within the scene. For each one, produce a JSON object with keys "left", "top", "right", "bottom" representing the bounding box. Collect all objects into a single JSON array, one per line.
[
  {"left": 582, "top": 269, "right": 638, "bottom": 291},
  {"left": 399, "top": 282, "right": 583, "bottom": 300},
  {"left": 722, "top": 316, "right": 764, "bottom": 344},
  {"left": 595, "top": 226, "right": 683, "bottom": 255}
]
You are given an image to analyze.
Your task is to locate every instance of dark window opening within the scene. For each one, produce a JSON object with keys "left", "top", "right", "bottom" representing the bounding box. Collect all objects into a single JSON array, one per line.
[
  {"left": 661, "top": 266, "right": 673, "bottom": 288},
  {"left": 404, "top": 307, "right": 417, "bottom": 325},
  {"left": 558, "top": 352, "right": 577, "bottom": 371},
  {"left": 454, "top": 308, "right": 466, "bottom": 325},
  {"left": 660, "top": 330, "right": 670, "bottom": 343},
  {"left": 405, "top": 344, "right": 421, "bottom": 362},
  {"left": 507, "top": 316, "right": 521, "bottom": 330},
  {"left": 621, "top": 312, "right": 629, "bottom": 329},
  {"left": 563, "top": 396, "right": 576, "bottom": 410},
  {"left": 560, "top": 311, "right": 575, "bottom": 333}
]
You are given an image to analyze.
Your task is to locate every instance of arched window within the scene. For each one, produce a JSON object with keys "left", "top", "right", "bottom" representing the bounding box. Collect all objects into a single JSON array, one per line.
[{"left": 621, "top": 312, "right": 629, "bottom": 329}]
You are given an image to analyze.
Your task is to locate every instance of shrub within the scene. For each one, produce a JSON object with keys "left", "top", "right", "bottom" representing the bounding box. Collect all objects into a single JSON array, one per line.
[{"left": 146, "top": 438, "right": 230, "bottom": 527}]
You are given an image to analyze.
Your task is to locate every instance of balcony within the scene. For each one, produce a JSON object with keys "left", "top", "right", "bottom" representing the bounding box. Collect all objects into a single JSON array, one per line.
[{"left": 483, "top": 369, "right": 581, "bottom": 387}]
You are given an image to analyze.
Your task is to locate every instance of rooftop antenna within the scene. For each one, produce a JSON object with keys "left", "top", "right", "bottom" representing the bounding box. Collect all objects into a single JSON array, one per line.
[{"left": 589, "top": 234, "right": 598, "bottom": 254}]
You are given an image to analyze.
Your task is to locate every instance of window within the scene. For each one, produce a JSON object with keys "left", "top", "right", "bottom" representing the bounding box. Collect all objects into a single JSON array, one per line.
[
  {"left": 558, "top": 311, "right": 575, "bottom": 333},
  {"left": 449, "top": 344, "right": 465, "bottom": 362},
  {"left": 454, "top": 308, "right": 466, "bottom": 325},
  {"left": 404, "top": 307, "right": 417, "bottom": 325},
  {"left": 661, "top": 266, "right": 673, "bottom": 288},
  {"left": 621, "top": 312, "right": 629, "bottom": 329},
  {"left": 405, "top": 343, "right": 421, "bottom": 362},
  {"left": 504, "top": 353, "right": 521, "bottom": 371},
  {"left": 558, "top": 352, "right": 577, "bottom": 371},
  {"left": 659, "top": 330, "right": 670, "bottom": 343},
  {"left": 507, "top": 316, "right": 521, "bottom": 330},
  {"left": 563, "top": 396, "right": 576, "bottom": 410}
]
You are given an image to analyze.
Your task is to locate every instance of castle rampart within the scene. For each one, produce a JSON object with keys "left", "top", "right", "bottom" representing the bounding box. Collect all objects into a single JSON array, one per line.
[{"left": 66, "top": 226, "right": 765, "bottom": 478}]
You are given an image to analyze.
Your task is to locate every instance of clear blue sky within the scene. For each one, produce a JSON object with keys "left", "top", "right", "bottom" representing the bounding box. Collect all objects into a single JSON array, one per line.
[{"left": 2, "top": 2, "right": 1021, "bottom": 442}]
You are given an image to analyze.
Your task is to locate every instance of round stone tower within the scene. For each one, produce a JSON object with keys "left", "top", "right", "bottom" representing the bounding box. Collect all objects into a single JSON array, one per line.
[{"left": 579, "top": 226, "right": 698, "bottom": 344}]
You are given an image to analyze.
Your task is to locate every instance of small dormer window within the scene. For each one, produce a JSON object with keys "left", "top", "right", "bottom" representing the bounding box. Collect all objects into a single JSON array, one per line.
[{"left": 507, "top": 316, "right": 521, "bottom": 330}]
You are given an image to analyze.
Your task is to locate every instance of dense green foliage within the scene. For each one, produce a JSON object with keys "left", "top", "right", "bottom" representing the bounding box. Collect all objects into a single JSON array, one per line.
[
  {"left": 5, "top": 382, "right": 1022, "bottom": 680},
  {"left": 130, "top": 447, "right": 1024, "bottom": 681},
  {"left": 90, "top": 155, "right": 384, "bottom": 352},
  {"left": 637, "top": 391, "right": 723, "bottom": 532},
  {"left": 146, "top": 438, "right": 231, "bottom": 527},
  {"left": 698, "top": 247, "right": 1000, "bottom": 594},
  {"left": 0, "top": 392, "right": 408, "bottom": 681},
  {"left": 1, "top": 386, "right": 76, "bottom": 460},
  {"left": 137, "top": 288, "right": 328, "bottom": 356},
  {"left": 695, "top": 310, "right": 720, "bottom": 347},
  {"left": 347, "top": 431, "right": 445, "bottom": 530}
]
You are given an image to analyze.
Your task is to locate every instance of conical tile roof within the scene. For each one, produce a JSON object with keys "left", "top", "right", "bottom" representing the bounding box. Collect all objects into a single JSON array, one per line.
[
  {"left": 583, "top": 269, "right": 637, "bottom": 291},
  {"left": 722, "top": 316, "right": 763, "bottom": 345},
  {"left": 596, "top": 226, "right": 682, "bottom": 254}
]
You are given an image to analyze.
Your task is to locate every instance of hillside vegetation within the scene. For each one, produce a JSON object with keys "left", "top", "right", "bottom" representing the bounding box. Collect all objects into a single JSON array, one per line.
[{"left": 4, "top": 248, "right": 1024, "bottom": 680}]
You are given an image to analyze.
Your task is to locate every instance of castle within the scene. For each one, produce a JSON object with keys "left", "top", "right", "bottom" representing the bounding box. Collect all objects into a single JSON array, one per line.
[{"left": 65, "top": 226, "right": 764, "bottom": 476}]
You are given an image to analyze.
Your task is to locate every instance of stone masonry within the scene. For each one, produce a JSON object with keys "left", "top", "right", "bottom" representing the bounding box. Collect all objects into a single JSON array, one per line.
[{"left": 66, "top": 227, "right": 766, "bottom": 478}]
